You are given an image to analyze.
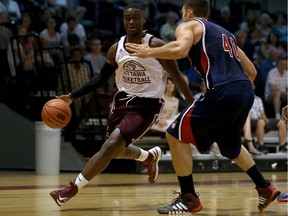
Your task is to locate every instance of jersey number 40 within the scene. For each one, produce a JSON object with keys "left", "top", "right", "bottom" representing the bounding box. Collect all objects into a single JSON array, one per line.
[{"left": 222, "top": 34, "right": 240, "bottom": 61}]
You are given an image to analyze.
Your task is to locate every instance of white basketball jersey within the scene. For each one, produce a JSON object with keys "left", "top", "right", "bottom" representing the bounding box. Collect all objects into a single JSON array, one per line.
[{"left": 115, "top": 33, "right": 168, "bottom": 98}]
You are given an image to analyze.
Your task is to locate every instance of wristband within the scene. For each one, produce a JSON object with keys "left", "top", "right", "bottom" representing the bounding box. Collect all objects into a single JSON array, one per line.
[{"left": 68, "top": 93, "right": 75, "bottom": 101}]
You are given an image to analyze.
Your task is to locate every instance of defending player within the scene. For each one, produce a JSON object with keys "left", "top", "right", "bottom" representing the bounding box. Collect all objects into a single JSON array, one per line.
[{"left": 126, "top": 0, "right": 281, "bottom": 213}]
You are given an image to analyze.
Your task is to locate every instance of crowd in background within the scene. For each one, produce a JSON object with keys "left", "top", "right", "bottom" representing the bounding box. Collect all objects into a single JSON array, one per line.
[{"left": 0, "top": 0, "right": 286, "bottom": 153}]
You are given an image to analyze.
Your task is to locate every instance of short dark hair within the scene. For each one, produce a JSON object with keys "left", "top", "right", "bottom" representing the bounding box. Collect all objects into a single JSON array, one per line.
[
  {"left": 182, "top": 0, "right": 210, "bottom": 18},
  {"left": 124, "top": 3, "right": 144, "bottom": 12}
]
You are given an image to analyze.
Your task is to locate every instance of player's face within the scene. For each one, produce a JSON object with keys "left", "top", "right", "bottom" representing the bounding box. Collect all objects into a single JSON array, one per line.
[{"left": 123, "top": 8, "right": 145, "bottom": 34}]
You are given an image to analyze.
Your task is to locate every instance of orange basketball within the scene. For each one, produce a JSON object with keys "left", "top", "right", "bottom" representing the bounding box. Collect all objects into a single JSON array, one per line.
[{"left": 41, "top": 99, "right": 71, "bottom": 129}]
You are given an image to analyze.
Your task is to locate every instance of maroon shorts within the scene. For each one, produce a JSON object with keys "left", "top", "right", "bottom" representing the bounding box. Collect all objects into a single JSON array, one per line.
[{"left": 106, "top": 91, "right": 164, "bottom": 145}]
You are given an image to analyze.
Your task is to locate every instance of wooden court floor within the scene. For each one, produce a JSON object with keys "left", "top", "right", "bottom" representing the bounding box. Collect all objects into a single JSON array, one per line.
[{"left": 0, "top": 171, "right": 287, "bottom": 216}]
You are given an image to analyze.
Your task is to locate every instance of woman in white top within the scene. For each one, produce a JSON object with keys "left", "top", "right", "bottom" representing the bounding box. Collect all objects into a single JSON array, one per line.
[{"left": 151, "top": 77, "right": 179, "bottom": 132}]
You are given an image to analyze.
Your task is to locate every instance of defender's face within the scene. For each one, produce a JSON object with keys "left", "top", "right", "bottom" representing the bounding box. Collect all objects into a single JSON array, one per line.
[{"left": 123, "top": 8, "right": 145, "bottom": 34}]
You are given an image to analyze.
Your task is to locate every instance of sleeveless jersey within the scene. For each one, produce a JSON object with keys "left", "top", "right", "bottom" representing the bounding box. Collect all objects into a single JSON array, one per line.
[
  {"left": 115, "top": 33, "right": 168, "bottom": 98},
  {"left": 188, "top": 18, "right": 249, "bottom": 90}
]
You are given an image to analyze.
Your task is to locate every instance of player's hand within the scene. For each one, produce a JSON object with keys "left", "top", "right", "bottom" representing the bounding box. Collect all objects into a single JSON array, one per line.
[
  {"left": 125, "top": 42, "right": 150, "bottom": 58},
  {"left": 281, "top": 105, "right": 288, "bottom": 124},
  {"left": 55, "top": 94, "right": 73, "bottom": 106}
]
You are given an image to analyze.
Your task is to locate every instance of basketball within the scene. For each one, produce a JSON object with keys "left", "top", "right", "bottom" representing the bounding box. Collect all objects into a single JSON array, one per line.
[{"left": 41, "top": 99, "right": 71, "bottom": 129}]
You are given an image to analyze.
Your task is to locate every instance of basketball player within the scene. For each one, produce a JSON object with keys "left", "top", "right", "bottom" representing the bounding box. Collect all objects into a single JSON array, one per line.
[
  {"left": 49, "top": 3, "right": 193, "bottom": 207},
  {"left": 126, "top": 0, "right": 281, "bottom": 213}
]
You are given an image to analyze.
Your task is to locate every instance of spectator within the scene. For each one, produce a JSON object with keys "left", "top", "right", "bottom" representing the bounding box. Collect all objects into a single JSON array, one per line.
[
  {"left": 60, "top": 16, "right": 86, "bottom": 54},
  {"left": 19, "top": 13, "right": 35, "bottom": 35},
  {"left": 59, "top": 8, "right": 86, "bottom": 39},
  {"left": 160, "top": 11, "right": 179, "bottom": 43},
  {"left": 257, "top": 46, "right": 278, "bottom": 98},
  {"left": 0, "top": 0, "right": 21, "bottom": 22},
  {"left": 150, "top": 77, "right": 179, "bottom": 133},
  {"left": 39, "top": 17, "right": 61, "bottom": 48},
  {"left": 266, "top": 32, "right": 287, "bottom": 59},
  {"left": 143, "top": 0, "right": 163, "bottom": 36},
  {"left": 256, "top": 13, "right": 272, "bottom": 40},
  {"left": 249, "top": 90, "right": 287, "bottom": 153},
  {"left": 243, "top": 28, "right": 266, "bottom": 67},
  {"left": 46, "top": 0, "right": 86, "bottom": 21},
  {"left": 59, "top": 47, "right": 90, "bottom": 116},
  {"left": 271, "top": 12, "right": 287, "bottom": 44},
  {"left": 214, "top": 5, "right": 239, "bottom": 33},
  {"left": 7, "top": 25, "right": 37, "bottom": 77},
  {"left": 84, "top": 37, "right": 106, "bottom": 76},
  {"left": 264, "top": 57, "right": 287, "bottom": 119},
  {"left": 34, "top": 7, "right": 54, "bottom": 33},
  {"left": 242, "top": 115, "right": 262, "bottom": 155},
  {"left": 84, "top": 37, "right": 114, "bottom": 94},
  {"left": 234, "top": 29, "right": 247, "bottom": 49},
  {"left": 239, "top": 9, "right": 257, "bottom": 33}
]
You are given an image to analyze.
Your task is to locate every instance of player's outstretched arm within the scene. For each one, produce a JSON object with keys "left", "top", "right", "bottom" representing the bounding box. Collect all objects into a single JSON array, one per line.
[
  {"left": 69, "top": 44, "right": 118, "bottom": 100},
  {"left": 126, "top": 22, "right": 195, "bottom": 60}
]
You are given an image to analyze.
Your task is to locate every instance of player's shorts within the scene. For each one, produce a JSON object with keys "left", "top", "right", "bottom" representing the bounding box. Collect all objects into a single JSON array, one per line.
[
  {"left": 106, "top": 91, "right": 164, "bottom": 145},
  {"left": 167, "top": 80, "right": 254, "bottom": 159},
  {"left": 251, "top": 118, "right": 280, "bottom": 133}
]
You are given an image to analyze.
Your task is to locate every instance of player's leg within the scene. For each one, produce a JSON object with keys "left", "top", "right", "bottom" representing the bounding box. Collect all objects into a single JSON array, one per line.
[
  {"left": 233, "top": 145, "right": 281, "bottom": 211},
  {"left": 158, "top": 104, "right": 203, "bottom": 214},
  {"left": 112, "top": 142, "right": 162, "bottom": 184},
  {"left": 50, "top": 128, "right": 127, "bottom": 206},
  {"left": 111, "top": 110, "right": 162, "bottom": 184}
]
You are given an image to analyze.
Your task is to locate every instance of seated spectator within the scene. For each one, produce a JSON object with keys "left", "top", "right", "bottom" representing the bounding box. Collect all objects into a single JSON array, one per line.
[
  {"left": 160, "top": 11, "right": 179, "bottom": 43},
  {"left": 250, "top": 86, "right": 287, "bottom": 153},
  {"left": 19, "top": 13, "right": 35, "bottom": 35},
  {"left": 7, "top": 25, "right": 37, "bottom": 77},
  {"left": 84, "top": 37, "right": 115, "bottom": 94},
  {"left": 60, "top": 16, "right": 86, "bottom": 55},
  {"left": 271, "top": 12, "right": 287, "bottom": 44},
  {"left": 256, "top": 13, "right": 272, "bottom": 40},
  {"left": 59, "top": 10, "right": 86, "bottom": 42},
  {"left": 239, "top": 9, "right": 257, "bottom": 33},
  {"left": 59, "top": 48, "right": 90, "bottom": 116},
  {"left": 0, "top": 0, "right": 21, "bottom": 22},
  {"left": 46, "top": 0, "right": 86, "bottom": 22},
  {"left": 213, "top": 5, "right": 240, "bottom": 33},
  {"left": 243, "top": 27, "right": 263, "bottom": 65},
  {"left": 264, "top": 57, "right": 287, "bottom": 119},
  {"left": 39, "top": 17, "right": 61, "bottom": 48},
  {"left": 150, "top": 77, "right": 179, "bottom": 133},
  {"left": 143, "top": 0, "right": 163, "bottom": 36},
  {"left": 34, "top": 7, "right": 54, "bottom": 33},
  {"left": 257, "top": 46, "right": 278, "bottom": 99},
  {"left": 242, "top": 115, "right": 262, "bottom": 155},
  {"left": 234, "top": 29, "right": 247, "bottom": 49},
  {"left": 266, "top": 32, "right": 287, "bottom": 59},
  {"left": 84, "top": 37, "right": 106, "bottom": 76}
]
